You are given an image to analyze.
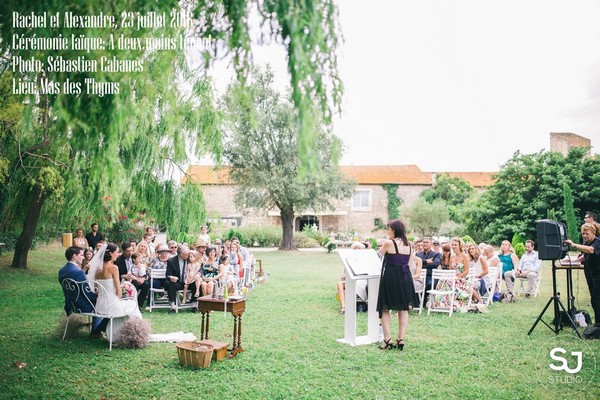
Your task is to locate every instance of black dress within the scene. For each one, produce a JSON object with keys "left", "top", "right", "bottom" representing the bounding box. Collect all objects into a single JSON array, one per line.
[{"left": 376, "top": 240, "right": 416, "bottom": 317}]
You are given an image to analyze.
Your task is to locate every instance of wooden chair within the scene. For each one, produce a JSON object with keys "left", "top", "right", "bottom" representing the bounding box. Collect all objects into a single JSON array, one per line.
[{"left": 427, "top": 270, "right": 457, "bottom": 316}]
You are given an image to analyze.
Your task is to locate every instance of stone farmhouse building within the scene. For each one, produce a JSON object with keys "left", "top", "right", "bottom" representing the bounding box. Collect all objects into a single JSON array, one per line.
[{"left": 183, "top": 165, "right": 495, "bottom": 237}]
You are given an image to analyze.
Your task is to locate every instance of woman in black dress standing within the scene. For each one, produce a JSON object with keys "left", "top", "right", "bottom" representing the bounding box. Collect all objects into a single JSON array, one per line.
[{"left": 377, "top": 219, "right": 416, "bottom": 350}]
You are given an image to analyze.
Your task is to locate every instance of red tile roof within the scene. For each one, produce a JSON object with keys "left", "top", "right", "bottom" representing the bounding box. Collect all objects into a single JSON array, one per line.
[
  {"left": 440, "top": 172, "right": 496, "bottom": 187},
  {"left": 184, "top": 165, "right": 495, "bottom": 187},
  {"left": 339, "top": 165, "right": 432, "bottom": 185}
]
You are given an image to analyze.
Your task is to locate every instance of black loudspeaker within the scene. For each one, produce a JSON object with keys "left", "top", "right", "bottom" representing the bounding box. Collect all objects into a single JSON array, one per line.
[{"left": 536, "top": 219, "right": 568, "bottom": 260}]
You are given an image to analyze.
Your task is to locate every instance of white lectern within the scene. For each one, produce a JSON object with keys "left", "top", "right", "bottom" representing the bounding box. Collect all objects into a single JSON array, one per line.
[{"left": 336, "top": 249, "right": 382, "bottom": 346}]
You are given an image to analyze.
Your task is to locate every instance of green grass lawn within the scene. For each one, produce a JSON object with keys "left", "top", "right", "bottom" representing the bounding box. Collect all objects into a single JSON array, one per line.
[{"left": 0, "top": 247, "right": 599, "bottom": 399}]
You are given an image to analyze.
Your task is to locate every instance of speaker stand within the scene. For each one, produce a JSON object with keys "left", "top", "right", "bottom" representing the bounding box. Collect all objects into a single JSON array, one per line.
[{"left": 528, "top": 260, "right": 581, "bottom": 338}]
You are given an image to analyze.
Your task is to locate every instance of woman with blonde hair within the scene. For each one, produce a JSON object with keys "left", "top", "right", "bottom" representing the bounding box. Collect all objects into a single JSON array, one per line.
[
  {"left": 467, "top": 243, "right": 489, "bottom": 303},
  {"left": 499, "top": 240, "right": 519, "bottom": 297},
  {"left": 133, "top": 240, "right": 152, "bottom": 266},
  {"left": 182, "top": 250, "right": 202, "bottom": 302},
  {"left": 448, "top": 237, "right": 472, "bottom": 310}
]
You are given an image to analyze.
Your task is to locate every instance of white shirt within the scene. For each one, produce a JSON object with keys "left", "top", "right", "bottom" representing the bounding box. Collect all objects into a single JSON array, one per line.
[{"left": 520, "top": 251, "right": 541, "bottom": 272}]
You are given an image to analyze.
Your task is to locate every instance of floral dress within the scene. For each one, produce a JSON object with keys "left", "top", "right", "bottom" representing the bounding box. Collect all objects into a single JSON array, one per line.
[{"left": 431, "top": 260, "right": 473, "bottom": 311}]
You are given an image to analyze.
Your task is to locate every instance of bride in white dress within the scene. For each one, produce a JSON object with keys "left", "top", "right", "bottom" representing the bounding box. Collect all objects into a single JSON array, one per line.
[{"left": 87, "top": 243, "right": 142, "bottom": 342}]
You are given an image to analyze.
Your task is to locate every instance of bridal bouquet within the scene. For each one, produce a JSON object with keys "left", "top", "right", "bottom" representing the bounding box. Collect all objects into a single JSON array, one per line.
[{"left": 121, "top": 281, "right": 137, "bottom": 299}]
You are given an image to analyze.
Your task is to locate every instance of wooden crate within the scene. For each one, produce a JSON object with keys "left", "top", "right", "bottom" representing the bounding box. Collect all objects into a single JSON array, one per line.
[
  {"left": 198, "top": 340, "right": 229, "bottom": 361},
  {"left": 176, "top": 341, "right": 214, "bottom": 368}
]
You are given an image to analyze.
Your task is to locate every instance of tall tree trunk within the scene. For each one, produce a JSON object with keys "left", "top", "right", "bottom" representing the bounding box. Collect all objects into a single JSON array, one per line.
[
  {"left": 280, "top": 208, "right": 295, "bottom": 250},
  {"left": 11, "top": 185, "right": 46, "bottom": 269}
]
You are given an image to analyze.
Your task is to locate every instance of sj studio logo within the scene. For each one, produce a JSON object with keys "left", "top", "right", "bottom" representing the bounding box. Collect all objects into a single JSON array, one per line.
[
  {"left": 536, "top": 336, "right": 596, "bottom": 394},
  {"left": 549, "top": 347, "right": 582, "bottom": 375}
]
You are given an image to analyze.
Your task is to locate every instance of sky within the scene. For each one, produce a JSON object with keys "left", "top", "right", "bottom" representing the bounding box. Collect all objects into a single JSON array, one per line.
[{"left": 207, "top": 0, "right": 600, "bottom": 172}]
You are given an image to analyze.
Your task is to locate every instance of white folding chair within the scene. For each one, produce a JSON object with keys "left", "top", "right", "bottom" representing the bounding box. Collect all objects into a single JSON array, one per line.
[
  {"left": 427, "top": 270, "right": 457, "bottom": 316},
  {"left": 61, "top": 278, "right": 132, "bottom": 351},
  {"left": 148, "top": 268, "right": 169, "bottom": 312},
  {"left": 413, "top": 269, "right": 427, "bottom": 315},
  {"left": 480, "top": 266, "right": 498, "bottom": 306},
  {"left": 515, "top": 267, "right": 542, "bottom": 297}
]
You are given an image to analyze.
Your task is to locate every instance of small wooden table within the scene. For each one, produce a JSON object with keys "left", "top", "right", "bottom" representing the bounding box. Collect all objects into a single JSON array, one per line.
[{"left": 197, "top": 295, "right": 246, "bottom": 357}]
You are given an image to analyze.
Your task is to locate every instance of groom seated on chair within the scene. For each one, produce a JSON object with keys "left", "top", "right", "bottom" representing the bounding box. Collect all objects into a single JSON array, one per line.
[{"left": 58, "top": 246, "right": 108, "bottom": 339}]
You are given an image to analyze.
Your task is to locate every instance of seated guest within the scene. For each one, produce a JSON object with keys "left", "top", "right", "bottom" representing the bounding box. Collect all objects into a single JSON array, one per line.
[
  {"left": 81, "top": 248, "right": 94, "bottom": 273},
  {"left": 229, "top": 242, "right": 243, "bottom": 275},
  {"left": 129, "top": 253, "right": 150, "bottom": 308},
  {"left": 144, "top": 227, "right": 156, "bottom": 256},
  {"left": 416, "top": 237, "right": 441, "bottom": 304},
  {"left": 431, "top": 237, "right": 471, "bottom": 310},
  {"left": 58, "top": 246, "right": 108, "bottom": 338},
  {"left": 200, "top": 246, "right": 221, "bottom": 296},
  {"left": 414, "top": 238, "right": 424, "bottom": 253},
  {"left": 483, "top": 244, "right": 502, "bottom": 289},
  {"left": 440, "top": 243, "right": 452, "bottom": 269},
  {"left": 505, "top": 239, "right": 541, "bottom": 297},
  {"left": 116, "top": 242, "right": 150, "bottom": 309},
  {"left": 148, "top": 244, "right": 170, "bottom": 295},
  {"left": 194, "top": 240, "right": 209, "bottom": 263},
  {"left": 499, "top": 240, "right": 520, "bottom": 296},
  {"left": 432, "top": 239, "right": 441, "bottom": 254},
  {"left": 167, "top": 240, "right": 178, "bottom": 257},
  {"left": 220, "top": 254, "right": 238, "bottom": 294},
  {"left": 467, "top": 243, "right": 489, "bottom": 303},
  {"left": 164, "top": 244, "right": 195, "bottom": 313},
  {"left": 134, "top": 240, "right": 152, "bottom": 266},
  {"left": 182, "top": 250, "right": 202, "bottom": 302},
  {"left": 410, "top": 256, "right": 424, "bottom": 305},
  {"left": 73, "top": 228, "right": 88, "bottom": 249}
]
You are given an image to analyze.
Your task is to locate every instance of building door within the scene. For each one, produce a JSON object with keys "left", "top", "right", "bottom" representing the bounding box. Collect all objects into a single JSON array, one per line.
[{"left": 295, "top": 215, "right": 319, "bottom": 232}]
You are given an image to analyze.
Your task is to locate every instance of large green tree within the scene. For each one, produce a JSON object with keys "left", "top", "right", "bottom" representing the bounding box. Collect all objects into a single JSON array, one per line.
[
  {"left": 421, "top": 173, "right": 475, "bottom": 220},
  {"left": 221, "top": 66, "right": 354, "bottom": 249},
  {"left": 0, "top": 0, "right": 343, "bottom": 267},
  {"left": 465, "top": 148, "right": 599, "bottom": 244},
  {"left": 402, "top": 198, "right": 449, "bottom": 237}
]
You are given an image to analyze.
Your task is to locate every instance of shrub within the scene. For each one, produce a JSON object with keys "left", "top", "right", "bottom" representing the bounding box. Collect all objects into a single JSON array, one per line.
[
  {"left": 514, "top": 242, "right": 526, "bottom": 258},
  {"left": 224, "top": 229, "right": 245, "bottom": 245},
  {"left": 107, "top": 217, "right": 144, "bottom": 245},
  {"left": 511, "top": 232, "right": 525, "bottom": 249},
  {"left": 461, "top": 235, "right": 475, "bottom": 244},
  {"left": 293, "top": 232, "right": 320, "bottom": 248},
  {"left": 237, "top": 226, "right": 281, "bottom": 247},
  {"left": 301, "top": 225, "right": 329, "bottom": 246},
  {"left": 366, "top": 237, "right": 378, "bottom": 249},
  {"left": 0, "top": 232, "right": 46, "bottom": 251}
]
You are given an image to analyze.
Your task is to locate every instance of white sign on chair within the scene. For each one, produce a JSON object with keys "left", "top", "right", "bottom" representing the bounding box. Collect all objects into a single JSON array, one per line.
[{"left": 336, "top": 249, "right": 382, "bottom": 346}]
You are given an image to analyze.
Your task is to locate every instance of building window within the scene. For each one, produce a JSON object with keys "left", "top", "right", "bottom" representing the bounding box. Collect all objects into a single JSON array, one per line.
[{"left": 352, "top": 189, "right": 372, "bottom": 211}]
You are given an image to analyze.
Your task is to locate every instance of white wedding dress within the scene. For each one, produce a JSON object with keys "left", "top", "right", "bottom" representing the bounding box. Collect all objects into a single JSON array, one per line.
[{"left": 95, "top": 278, "right": 142, "bottom": 342}]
